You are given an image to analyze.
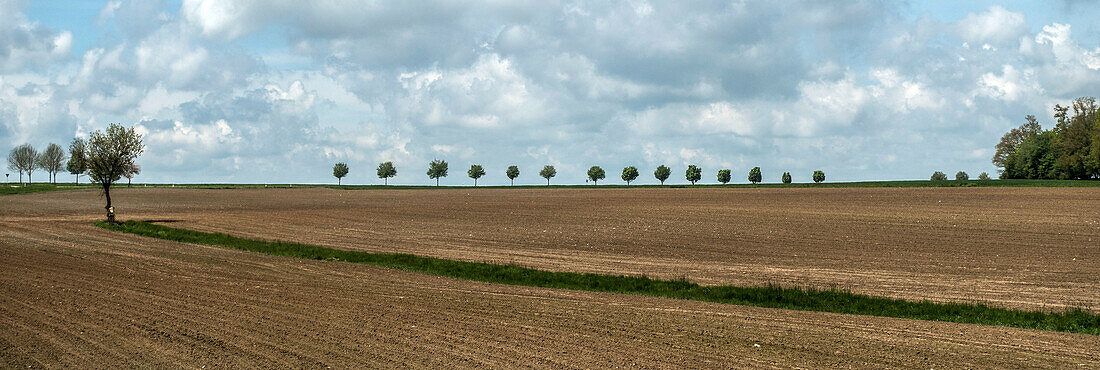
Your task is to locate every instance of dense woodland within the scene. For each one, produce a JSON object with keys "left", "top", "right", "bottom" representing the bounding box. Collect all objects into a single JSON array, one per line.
[{"left": 994, "top": 97, "right": 1100, "bottom": 180}]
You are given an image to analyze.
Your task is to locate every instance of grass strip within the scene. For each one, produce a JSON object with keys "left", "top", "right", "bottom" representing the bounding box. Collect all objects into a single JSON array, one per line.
[{"left": 97, "top": 220, "right": 1098, "bottom": 335}]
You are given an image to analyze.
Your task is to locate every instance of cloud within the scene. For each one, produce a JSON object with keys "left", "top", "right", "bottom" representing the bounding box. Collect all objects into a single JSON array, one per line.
[{"left": 2, "top": 1, "right": 1100, "bottom": 184}]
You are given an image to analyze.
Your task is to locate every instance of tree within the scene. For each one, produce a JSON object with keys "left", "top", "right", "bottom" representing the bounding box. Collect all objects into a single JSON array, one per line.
[
  {"left": 37, "top": 143, "right": 66, "bottom": 184},
  {"left": 621, "top": 166, "right": 639, "bottom": 185},
  {"left": 993, "top": 115, "right": 1043, "bottom": 171},
  {"left": 427, "top": 159, "right": 448, "bottom": 186},
  {"left": 1002, "top": 131, "right": 1058, "bottom": 179},
  {"left": 685, "top": 165, "right": 701, "bottom": 185},
  {"left": 87, "top": 123, "right": 144, "bottom": 223},
  {"left": 67, "top": 138, "right": 88, "bottom": 184},
  {"left": 376, "top": 161, "right": 397, "bottom": 185},
  {"left": 506, "top": 165, "right": 520, "bottom": 185},
  {"left": 467, "top": 164, "right": 485, "bottom": 186},
  {"left": 539, "top": 165, "right": 556, "bottom": 185},
  {"left": 654, "top": 165, "right": 671, "bottom": 185},
  {"left": 930, "top": 171, "right": 948, "bottom": 181},
  {"left": 7, "top": 144, "right": 37, "bottom": 185},
  {"left": 812, "top": 170, "right": 825, "bottom": 183},
  {"left": 716, "top": 169, "right": 731, "bottom": 184},
  {"left": 748, "top": 166, "right": 762, "bottom": 184},
  {"left": 587, "top": 166, "right": 605, "bottom": 185},
  {"left": 122, "top": 161, "right": 141, "bottom": 187},
  {"left": 978, "top": 172, "right": 991, "bottom": 180},
  {"left": 782, "top": 172, "right": 792, "bottom": 184},
  {"left": 332, "top": 162, "right": 349, "bottom": 185},
  {"left": 955, "top": 171, "right": 969, "bottom": 181},
  {"left": 1052, "top": 97, "right": 1098, "bottom": 179}
]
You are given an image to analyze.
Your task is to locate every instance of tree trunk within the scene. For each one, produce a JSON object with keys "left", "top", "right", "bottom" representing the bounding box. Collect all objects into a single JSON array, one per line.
[
  {"left": 546, "top": 178, "right": 550, "bottom": 186},
  {"left": 436, "top": 178, "right": 439, "bottom": 186},
  {"left": 128, "top": 178, "right": 132, "bottom": 187},
  {"left": 338, "top": 178, "right": 341, "bottom": 185},
  {"left": 660, "top": 180, "right": 664, "bottom": 185},
  {"left": 474, "top": 178, "right": 477, "bottom": 187},
  {"left": 104, "top": 184, "right": 115, "bottom": 224},
  {"left": 384, "top": 178, "right": 388, "bottom": 185}
]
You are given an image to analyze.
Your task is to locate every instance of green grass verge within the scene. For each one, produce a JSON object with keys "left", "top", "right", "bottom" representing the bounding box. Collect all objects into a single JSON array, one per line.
[
  {"left": 97, "top": 220, "right": 1098, "bottom": 335},
  {"left": 7, "top": 178, "right": 1099, "bottom": 196}
]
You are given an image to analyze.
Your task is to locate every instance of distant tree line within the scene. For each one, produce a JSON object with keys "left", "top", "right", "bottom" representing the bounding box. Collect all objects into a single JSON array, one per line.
[
  {"left": 328, "top": 160, "right": 829, "bottom": 186},
  {"left": 994, "top": 97, "right": 1099, "bottom": 179}
]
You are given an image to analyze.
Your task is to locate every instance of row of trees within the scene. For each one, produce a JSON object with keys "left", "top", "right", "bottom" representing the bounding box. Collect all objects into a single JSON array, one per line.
[
  {"left": 332, "top": 161, "right": 828, "bottom": 186},
  {"left": 7, "top": 140, "right": 141, "bottom": 186},
  {"left": 994, "top": 97, "right": 1100, "bottom": 179},
  {"left": 6, "top": 124, "right": 145, "bottom": 223},
  {"left": 931, "top": 171, "right": 991, "bottom": 181}
]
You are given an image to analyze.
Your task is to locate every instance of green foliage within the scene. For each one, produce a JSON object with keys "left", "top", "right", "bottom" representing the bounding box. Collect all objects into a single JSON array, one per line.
[
  {"left": 812, "top": 170, "right": 825, "bottom": 183},
  {"left": 427, "top": 159, "right": 448, "bottom": 186},
  {"left": 99, "top": 220, "right": 1100, "bottom": 335},
  {"left": 955, "top": 171, "right": 969, "bottom": 181},
  {"left": 654, "top": 165, "right": 671, "bottom": 185},
  {"left": 782, "top": 172, "right": 792, "bottom": 184},
  {"left": 376, "top": 161, "right": 397, "bottom": 185},
  {"left": 621, "top": 166, "right": 639, "bottom": 184},
  {"left": 539, "top": 165, "right": 556, "bottom": 185},
  {"left": 332, "top": 162, "right": 349, "bottom": 185},
  {"left": 996, "top": 97, "right": 1100, "bottom": 180},
  {"left": 748, "top": 166, "right": 762, "bottom": 184},
  {"left": 930, "top": 171, "right": 948, "bottom": 181},
  {"left": 506, "top": 165, "right": 520, "bottom": 185},
  {"left": 978, "top": 172, "right": 991, "bottom": 180},
  {"left": 86, "top": 123, "right": 144, "bottom": 222},
  {"left": 67, "top": 138, "right": 88, "bottom": 184},
  {"left": 1002, "top": 131, "right": 1059, "bottom": 179},
  {"left": 716, "top": 169, "right": 731, "bottom": 184},
  {"left": 467, "top": 164, "right": 486, "bottom": 186},
  {"left": 685, "top": 165, "right": 701, "bottom": 185},
  {"left": 587, "top": 166, "right": 606, "bottom": 184}
]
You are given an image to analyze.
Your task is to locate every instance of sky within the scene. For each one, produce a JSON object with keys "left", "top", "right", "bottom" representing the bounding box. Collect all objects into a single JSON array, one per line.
[{"left": 2, "top": 1, "right": 1099, "bottom": 185}]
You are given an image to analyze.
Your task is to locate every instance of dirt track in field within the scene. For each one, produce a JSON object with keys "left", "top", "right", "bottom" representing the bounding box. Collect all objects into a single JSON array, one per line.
[{"left": 1, "top": 187, "right": 1099, "bottom": 367}]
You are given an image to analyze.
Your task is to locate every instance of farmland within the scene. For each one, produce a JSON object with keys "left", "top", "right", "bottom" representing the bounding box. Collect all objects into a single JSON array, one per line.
[{"left": 2, "top": 186, "right": 1099, "bottom": 367}]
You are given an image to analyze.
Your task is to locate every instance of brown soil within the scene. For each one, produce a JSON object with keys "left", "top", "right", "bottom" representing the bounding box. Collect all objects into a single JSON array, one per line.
[{"left": 1, "top": 187, "right": 1098, "bottom": 367}]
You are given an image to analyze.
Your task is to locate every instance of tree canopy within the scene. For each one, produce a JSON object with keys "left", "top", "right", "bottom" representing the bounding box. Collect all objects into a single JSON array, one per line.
[
  {"left": 539, "top": 165, "right": 556, "bottom": 185},
  {"left": 748, "top": 166, "right": 762, "bottom": 184},
  {"left": 654, "top": 165, "right": 671, "bottom": 185},
  {"left": 427, "top": 159, "right": 448, "bottom": 186},
  {"left": 37, "top": 143, "right": 66, "bottom": 184},
  {"left": 812, "top": 170, "right": 825, "bottom": 183},
  {"left": 332, "top": 162, "right": 349, "bottom": 185},
  {"left": 587, "top": 166, "right": 605, "bottom": 185},
  {"left": 86, "top": 123, "right": 144, "bottom": 223},
  {"left": 621, "top": 166, "right": 639, "bottom": 184},
  {"left": 716, "top": 169, "right": 731, "bottom": 184},
  {"left": 376, "top": 161, "right": 397, "bottom": 185},
  {"left": 467, "top": 164, "right": 486, "bottom": 186},
  {"left": 67, "top": 138, "right": 88, "bottom": 184},
  {"left": 685, "top": 165, "right": 701, "bottom": 185},
  {"left": 996, "top": 97, "right": 1100, "bottom": 180},
  {"left": 506, "top": 165, "right": 520, "bottom": 185}
]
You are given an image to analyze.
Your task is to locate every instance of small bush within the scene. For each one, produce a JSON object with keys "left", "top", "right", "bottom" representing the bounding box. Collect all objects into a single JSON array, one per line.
[
  {"left": 782, "top": 172, "right": 792, "bottom": 184},
  {"left": 978, "top": 172, "right": 991, "bottom": 180},
  {"left": 748, "top": 167, "right": 762, "bottom": 184},
  {"left": 812, "top": 170, "right": 825, "bottom": 183},
  {"left": 955, "top": 171, "right": 969, "bottom": 181},
  {"left": 931, "top": 171, "right": 948, "bottom": 181}
]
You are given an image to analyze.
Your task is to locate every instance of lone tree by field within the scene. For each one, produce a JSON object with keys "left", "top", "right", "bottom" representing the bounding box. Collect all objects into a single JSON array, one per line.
[
  {"left": 7, "top": 144, "right": 38, "bottom": 184},
  {"left": 685, "top": 165, "right": 701, "bottom": 185},
  {"left": 812, "top": 170, "right": 825, "bottom": 183},
  {"left": 122, "top": 161, "right": 141, "bottom": 187},
  {"left": 86, "top": 123, "right": 144, "bottom": 224},
  {"left": 332, "top": 162, "right": 349, "bottom": 185},
  {"left": 376, "top": 161, "right": 397, "bottom": 185},
  {"left": 539, "top": 165, "right": 556, "bottom": 185},
  {"left": 67, "top": 138, "right": 88, "bottom": 184},
  {"left": 931, "top": 171, "right": 948, "bottom": 181},
  {"left": 427, "top": 159, "right": 448, "bottom": 186},
  {"left": 621, "top": 166, "right": 639, "bottom": 185},
  {"left": 37, "top": 143, "right": 66, "bottom": 184},
  {"left": 506, "top": 165, "right": 520, "bottom": 185},
  {"left": 468, "top": 164, "right": 486, "bottom": 186},
  {"left": 955, "top": 171, "right": 969, "bottom": 181},
  {"left": 717, "top": 169, "right": 731, "bottom": 184},
  {"left": 782, "top": 172, "right": 792, "bottom": 184},
  {"left": 978, "top": 172, "right": 991, "bottom": 180},
  {"left": 748, "top": 166, "right": 762, "bottom": 184},
  {"left": 587, "top": 166, "right": 606, "bottom": 185},
  {"left": 654, "top": 165, "right": 671, "bottom": 185}
]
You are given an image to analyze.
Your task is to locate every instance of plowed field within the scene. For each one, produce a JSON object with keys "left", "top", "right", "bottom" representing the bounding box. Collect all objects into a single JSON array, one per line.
[{"left": 2, "top": 187, "right": 1098, "bottom": 367}]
